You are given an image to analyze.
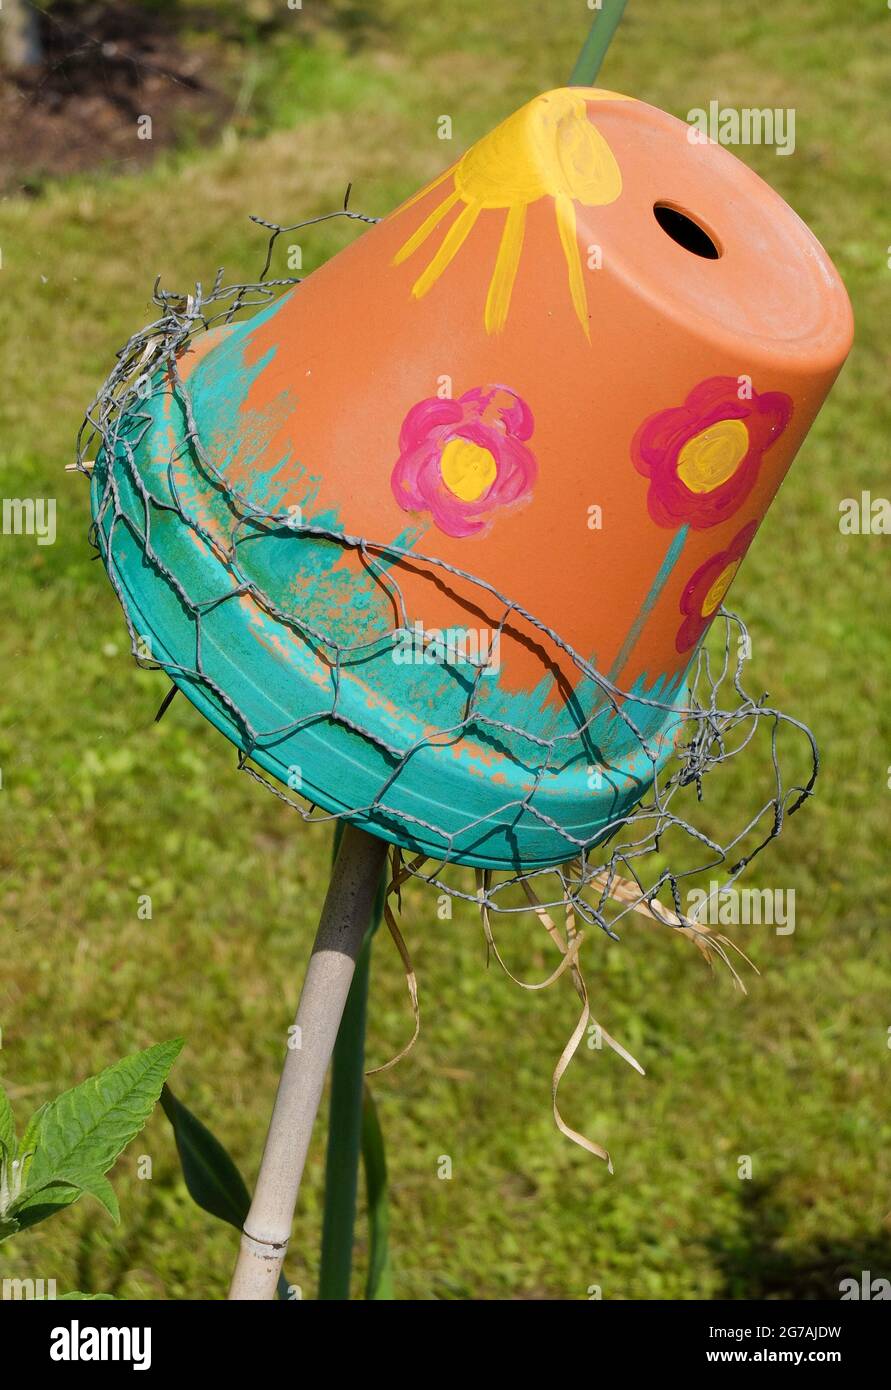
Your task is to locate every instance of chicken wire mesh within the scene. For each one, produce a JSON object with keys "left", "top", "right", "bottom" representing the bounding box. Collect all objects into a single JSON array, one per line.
[{"left": 75, "top": 200, "right": 819, "bottom": 1163}]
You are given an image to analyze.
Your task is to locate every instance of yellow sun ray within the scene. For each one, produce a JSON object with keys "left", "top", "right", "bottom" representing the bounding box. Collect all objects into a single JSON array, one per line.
[
  {"left": 484, "top": 202, "right": 527, "bottom": 334},
  {"left": 393, "top": 187, "right": 461, "bottom": 267},
  {"left": 554, "top": 191, "right": 590, "bottom": 341},
  {"left": 411, "top": 202, "right": 482, "bottom": 301},
  {"left": 393, "top": 162, "right": 457, "bottom": 219},
  {"left": 389, "top": 91, "right": 632, "bottom": 336}
]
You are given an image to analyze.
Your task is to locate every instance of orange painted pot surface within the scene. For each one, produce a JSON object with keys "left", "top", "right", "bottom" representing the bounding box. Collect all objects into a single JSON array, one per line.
[{"left": 94, "top": 88, "right": 853, "bottom": 868}]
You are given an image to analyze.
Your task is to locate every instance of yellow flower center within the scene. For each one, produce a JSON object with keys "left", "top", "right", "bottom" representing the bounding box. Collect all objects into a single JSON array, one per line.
[
  {"left": 702, "top": 561, "right": 741, "bottom": 616},
  {"left": 677, "top": 418, "right": 749, "bottom": 494},
  {"left": 440, "top": 438, "right": 497, "bottom": 502}
]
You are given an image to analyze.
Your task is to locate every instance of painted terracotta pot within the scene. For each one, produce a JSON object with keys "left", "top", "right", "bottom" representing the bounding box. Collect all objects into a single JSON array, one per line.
[{"left": 93, "top": 87, "right": 853, "bottom": 868}]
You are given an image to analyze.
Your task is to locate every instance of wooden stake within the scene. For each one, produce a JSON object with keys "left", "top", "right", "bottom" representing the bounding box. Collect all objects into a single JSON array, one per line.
[{"left": 228, "top": 822, "right": 389, "bottom": 1300}]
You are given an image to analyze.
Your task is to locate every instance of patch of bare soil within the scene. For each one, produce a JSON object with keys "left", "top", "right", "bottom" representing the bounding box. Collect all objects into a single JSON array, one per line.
[{"left": 0, "top": 2, "right": 229, "bottom": 194}]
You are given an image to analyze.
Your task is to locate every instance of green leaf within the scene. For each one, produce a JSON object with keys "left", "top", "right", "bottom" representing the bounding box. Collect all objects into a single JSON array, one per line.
[
  {"left": 0, "top": 1214, "right": 20, "bottom": 1243},
  {"left": 71, "top": 1171, "right": 120, "bottom": 1224},
  {"left": 362, "top": 1086, "right": 394, "bottom": 1300},
  {"left": 18, "top": 1039, "right": 183, "bottom": 1224},
  {"left": 159, "top": 1084, "right": 250, "bottom": 1230},
  {"left": 16, "top": 1102, "right": 48, "bottom": 1185},
  {"left": 0, "top": 1085, "right": 15, "bottom": 1156},
  {"left": 55, "top": 1291, "right": 116, "bottom": 1301},
  {"left": 159, "top": 1086, "right": 293, "bottom": 1301},
  {"left": 10, "top": 1180, "right": 86, "bottom": 1233}
]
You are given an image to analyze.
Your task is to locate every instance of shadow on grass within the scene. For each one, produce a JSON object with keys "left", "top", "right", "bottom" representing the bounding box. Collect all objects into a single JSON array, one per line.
[{"left": 710, "top": 1180, "right": 891, "bottom": 1300}]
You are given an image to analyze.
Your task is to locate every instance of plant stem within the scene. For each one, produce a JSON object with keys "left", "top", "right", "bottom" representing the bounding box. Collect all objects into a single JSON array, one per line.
[
  {"left": 362, "top": 1086, "right": 394, "bottom": 1299},
  {"left": 317, "top": 862, "right": 385, "bottom": 1300},
  {"left": 568, "top": 0, "right": 628, "bottom": 87}
]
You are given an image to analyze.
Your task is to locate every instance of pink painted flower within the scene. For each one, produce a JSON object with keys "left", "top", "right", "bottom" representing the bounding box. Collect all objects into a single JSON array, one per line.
[
  {"left": 675, "top": 521, "right": 757, "bottom": 653},
  {"left": 391, "top": 385, "right": 536, "bottom": 538},
  {"left": 633, "top": 377, "right": 792, "bottom": 530}
]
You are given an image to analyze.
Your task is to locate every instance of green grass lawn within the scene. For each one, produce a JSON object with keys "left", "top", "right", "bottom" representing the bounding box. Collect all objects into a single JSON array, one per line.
[{"left": 1, "top": 0, "right": 890, "bottom": 1299}]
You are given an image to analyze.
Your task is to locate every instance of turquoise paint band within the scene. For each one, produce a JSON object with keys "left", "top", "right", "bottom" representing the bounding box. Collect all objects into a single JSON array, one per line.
[{"left": 90, "top": 293, "right": 690, "bottom": 869}]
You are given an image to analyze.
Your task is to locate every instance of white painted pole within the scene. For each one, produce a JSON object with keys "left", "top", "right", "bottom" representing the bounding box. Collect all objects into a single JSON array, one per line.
[{"left": 228, "top": 822, "right": 389, "bottom": 1300}]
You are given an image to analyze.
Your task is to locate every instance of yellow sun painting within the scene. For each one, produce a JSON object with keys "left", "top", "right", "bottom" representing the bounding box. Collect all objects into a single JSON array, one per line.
[{"left": 391, "top": 88, "right": 630, "bottom": 340}]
